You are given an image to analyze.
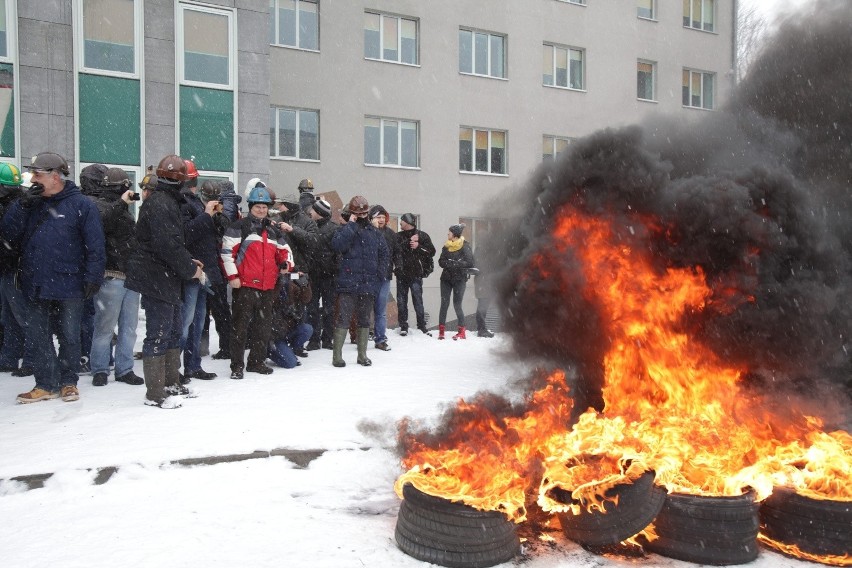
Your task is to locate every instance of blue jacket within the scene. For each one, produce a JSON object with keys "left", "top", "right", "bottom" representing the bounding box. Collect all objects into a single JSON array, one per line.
[
  {"left": 1, "top": 180, "right": 105, "bottom": 300},
  {"left": 331, "top": 220, "right": 389, "bottom": 294}
]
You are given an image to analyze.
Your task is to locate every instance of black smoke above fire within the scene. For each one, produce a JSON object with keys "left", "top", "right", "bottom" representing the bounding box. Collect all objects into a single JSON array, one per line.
[{"left": 488, "top": 0, "right": 852, "bottom": 416}]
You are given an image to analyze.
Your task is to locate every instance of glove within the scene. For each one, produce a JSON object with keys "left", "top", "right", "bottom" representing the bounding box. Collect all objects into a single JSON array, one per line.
[
  {"left": 84, "top": 282, "right": 101, "bottom": 299},
  {"left": 19, "top": 184, "right": 45, "bottom": 208}
]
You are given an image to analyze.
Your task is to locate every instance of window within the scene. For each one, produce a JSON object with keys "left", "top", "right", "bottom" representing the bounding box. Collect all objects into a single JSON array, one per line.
[
  {"left": 270, "top": 107, "right": 319, "bottom": 160},
  {"left": 557, "top": 0, "right": 587, "bottom": 5},
  {"left": 457, "top": 217, "right": 508, "bottom": 253},
  {"left": 543, "top": 135, "right": 572, "bottom": 161},
  {"left": 364, "top": 117, "right": 419, "bottom": 168},
  {"left": 178, "top": 3, "right": 235, "bottom": 174},
  {"left": 0, "top": 0, "right": 15, "bottom": 160},
  {"left": 683, "top": 0, "right": 714, "bottom": 32},
  {"left": 637, "top": 60, "right": 655, "bottom": 101},
  {"left": 81, "top": 0, "right": 136, "bottom": 75},
  {"left": 459, "top": 127, "right": 506, "bottom": 175},
  {"left": 364, "top": 12, "right": 418, "bottom": 65},
  {"left": 269, "top": 0, "right": 319, "bottom": 50},
  {"left": 638, "top": 0, "right": 655, "bottom": 19},
  {"left": 682, "top": 69, "right": 714, "bottom": 109},
  {"left": 180, "top": 5, "right": 232, "bottom": 87},
  {"left": 459, "top": 29, "right": 505, "bottom": 79},
  {"left": 542, "top": 43, "right": 584, "bottom": 90}
]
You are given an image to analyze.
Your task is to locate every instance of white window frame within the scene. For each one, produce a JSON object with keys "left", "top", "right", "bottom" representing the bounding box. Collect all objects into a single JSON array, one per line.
[
  {"left": 0, "top": 0, "right": 18, "bottom": 166},
  {"left": 459, "top": 28, "right": 507, "bottom": 80},
  {"left": 364, "top": 12, "right": 419, "bottom": 66},
  {"left": 271, "top": 106, "right": 320, "bottom": 162},
  {"left": 74, "top": 0, "right": 142, "bottom": 79},
  {"left": 542, "top": 135, "right": 573, "bottom": 161},
  {"left": 177, "top": 2, "right": 235, "bottom": 91},
  {"left": 637, "top": 0, "right": 656, "bottom": 20},
  {"left": 364, "top": 116, "right": 420, "bottom": 169},
  {"left": 637, "top": 59, "right": 656, "bottom": 102},
  {"left": 684, "top": 0, "right": 715, "bottom": 32},
  {"left": 459, "top": 127, "right": 508, "bottom": 176},
  {"left": 682, "top": 68, "right": 715, "bottom": 110},
  {"left": 543, "top": 43, "right": 585, "bottom": 91},
  {"left": 270, "top": 0, "right": 320, "bottom": 52},
  {"left": 556, "top": 0, "right": 587, "bottom": 5}
]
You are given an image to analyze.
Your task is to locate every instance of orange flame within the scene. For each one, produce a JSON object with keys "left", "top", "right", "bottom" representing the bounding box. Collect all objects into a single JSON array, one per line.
[{"left": 396, "top": 206, "right": 851, "bottom": 542}]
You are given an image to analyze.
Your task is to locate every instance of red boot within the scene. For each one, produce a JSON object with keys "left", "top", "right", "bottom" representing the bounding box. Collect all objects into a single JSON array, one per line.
[
  {"left": 438, "top": 324, "right": 446, "bottom": 340},
  {"left": 452, "top": 326, "right": 466, "bottom": 340}
]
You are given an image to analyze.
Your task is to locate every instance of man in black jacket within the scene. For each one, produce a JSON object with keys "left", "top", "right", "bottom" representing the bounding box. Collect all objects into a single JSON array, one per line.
[
  {"left": 126, "top": 155, "right": 203, "bottom": 408},
  {"left": 305, "top": 198, "right": 338, "bottom": 350},
  {"left": 0, "top": 163, "right": 31, "bottom": 374},
  {"left": 395, "top": 213, "right": 436, "bottom": 336},
  {"left": 90, "top": 168, "right": 143, "bottom": 387}
]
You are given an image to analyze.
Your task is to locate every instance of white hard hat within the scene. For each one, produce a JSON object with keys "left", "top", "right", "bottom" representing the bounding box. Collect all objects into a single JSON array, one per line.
[{"left": 245, "top": 177, "right": 266, "bottom": 198}]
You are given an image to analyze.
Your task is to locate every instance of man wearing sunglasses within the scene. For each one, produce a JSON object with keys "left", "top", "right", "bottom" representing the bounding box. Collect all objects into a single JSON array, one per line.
[{"left": 1, "top": 152, "right": 105, "bottom": 404}]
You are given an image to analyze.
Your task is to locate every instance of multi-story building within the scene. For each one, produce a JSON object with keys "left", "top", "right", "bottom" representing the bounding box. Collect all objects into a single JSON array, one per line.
[{"left": 1, "top": 0, "right": 734, "bottom": 322}]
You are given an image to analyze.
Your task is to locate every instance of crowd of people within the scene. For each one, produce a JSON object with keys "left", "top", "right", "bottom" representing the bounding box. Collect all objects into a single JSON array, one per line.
[{"left": 0, "top": 152, "right": 496, "bottom": 408}]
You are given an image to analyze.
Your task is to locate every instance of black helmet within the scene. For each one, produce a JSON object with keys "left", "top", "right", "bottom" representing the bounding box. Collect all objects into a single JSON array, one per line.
[
  {"left": 139, "top": 166, "right": 158, "bottom": 191},
  {"left": 29, "top": 152, "right": 70, "bottom": 177},
  {"left": 199, "top": 180, "right": 222, "bottom": 203},
  {"left": 103, "top": 167, "right": 132, "bottom": 190},
  {"left": 298, "top": 178, "right": 314, "bottom": 193},
  {"left": 79, "top": 164, "right": 109, "bottom": 196}
]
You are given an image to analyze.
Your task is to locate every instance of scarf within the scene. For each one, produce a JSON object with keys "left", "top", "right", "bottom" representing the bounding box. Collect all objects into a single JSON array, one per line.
[{"left": 444, "top": 236, "right": 465, "bottom": 252}]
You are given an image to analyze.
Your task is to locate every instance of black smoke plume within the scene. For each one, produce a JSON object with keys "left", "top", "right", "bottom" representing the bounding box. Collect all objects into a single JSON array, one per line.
[{"left": 487, "top": 0, "right": 852, "bottom": 422}]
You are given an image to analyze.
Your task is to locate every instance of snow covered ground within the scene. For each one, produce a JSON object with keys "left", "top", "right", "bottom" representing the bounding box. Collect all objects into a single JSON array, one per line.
[{"left": 0, "top": 329, "right": 815, "bottom": 568}]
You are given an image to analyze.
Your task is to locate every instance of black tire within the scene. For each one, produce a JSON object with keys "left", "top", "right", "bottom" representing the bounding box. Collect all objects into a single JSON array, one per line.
[
  {"left": 395, "top": 484, "right": 520, "bottom": 568},
  {"left": 642, "top": 491, "right": 760, "bottom": 566},
  {"left": 759, "top": 486, "right": 852, "bottom": 557},
  {"left": 557, "top": 470, "right": 667, "bottom": 546}
]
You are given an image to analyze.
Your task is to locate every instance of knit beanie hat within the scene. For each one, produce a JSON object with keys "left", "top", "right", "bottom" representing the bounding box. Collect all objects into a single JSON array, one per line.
[
  {"left": 400, "top": 213, "right": 416, "bottom": 228},
  {"left": 449, "top": 223, "right": 466, "bottom": 238},
  {"left": 312, "top": 198, "right": 332, "bottom": 218}
]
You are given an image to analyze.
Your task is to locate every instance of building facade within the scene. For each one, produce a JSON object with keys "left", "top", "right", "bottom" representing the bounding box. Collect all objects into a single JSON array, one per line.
[{"left": 1, "top": 0, "right": 734, "bottom": 322}]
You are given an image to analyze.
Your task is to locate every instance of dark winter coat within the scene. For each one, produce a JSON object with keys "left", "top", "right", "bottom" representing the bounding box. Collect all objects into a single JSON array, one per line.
[
  {"left": 94, "top": 190, "right": 136, "bottom": 275},
  {"left": 271, "top": 275, "right": 313, "bottom": 340},
  {"left": 180, "top": 189, "right": 224, "bottom": 285},
  {"left": 438, "top": 238, "right": 475, "bottom": 284},
  {"left": 331, "top": 219, "right": 389, "bottom": 295},
  {"left": 219, "top": 181, "right": 242, "bottom": 222},
  {"left": 377, "top": 225, "right": 401, "bottom": 281},
  {"left": 125, "top": 182, "right": 198, "bottom": 305},
  {"left": 273, "top": 208, "right": 318, "bottom": 273},
  {"left": 395, "top": 228, "right": 436, "bottom": 279},
  {"left": 308, "top": 217, "right": 340, "bottom": 279},
  {"left": 0, "top": 185, "right": 23, "bottom": 275},
  {"left": 1, "top": 180, "right": 105, "bottom": 300}
]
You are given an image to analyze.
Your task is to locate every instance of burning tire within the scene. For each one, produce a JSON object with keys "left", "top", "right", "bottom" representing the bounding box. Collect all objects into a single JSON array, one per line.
[
  {"left": 555, "top": 470, "right": 667, "bottom": 546},
  {"left": 395, "top": 483, "right": 520, "bottom": 568},
  {"left": 759, "top": 486, "right": 852, "bottom": 559},
  {"left": 640, "top": 490, "right": 760, "bottom": 566}
]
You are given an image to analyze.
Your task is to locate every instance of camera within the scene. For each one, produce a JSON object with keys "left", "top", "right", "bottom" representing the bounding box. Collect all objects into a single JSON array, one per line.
[{"left": 128, "top": 193, "right": 141, "bottom": 201}]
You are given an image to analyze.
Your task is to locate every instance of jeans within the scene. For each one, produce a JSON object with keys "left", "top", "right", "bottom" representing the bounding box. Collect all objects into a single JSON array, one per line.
[
  {"left": 269, "top": 322, "right": 314, "bottom": 369},
  {"left": 439, "top": 279, "right": 467, "bottom": 326},
  {"left": 207, "top": 278, "right": 231, "bottom": 354},
  {"left": 0, "top": 271, "right": 34, "bottom": 368},
  {"left": 141, "top": 295, "right": 182, "bottom": 357},
  {"left": 373, "top": 279, "right": 391, "bottom": 343},
  {"left": 396, "top": 276, "right": 425, "bottom": 330},
  {"left": 28, "top": 297, "right": 84, "bottom": 391},
  {"left": 308, "top": 274, "right": 336, "bottom": 344},
  {"left": 181, "top": 281, "right": 208, "bottom": 373},
  {"left": 91, "top": 277, "right": 140, "bottom": 377},
  {"left": 80, "top": 298, "right": 95, "bottom": 363}
]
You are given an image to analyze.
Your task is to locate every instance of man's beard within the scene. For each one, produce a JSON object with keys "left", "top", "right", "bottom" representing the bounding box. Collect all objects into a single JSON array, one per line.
[{"left": 356, "top": 216, "right": 370, "bottom": 227}]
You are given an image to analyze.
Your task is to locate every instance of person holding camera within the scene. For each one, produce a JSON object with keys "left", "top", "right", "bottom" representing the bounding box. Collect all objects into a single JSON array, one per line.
[
  {"left": 2, "top": 152, "right": 106, "bottom": 404},
  {"left": 89, "top": 167, "right": 143, "bottom": 387},
  {"left": 221, "top": 186, "right": 294, "bottom": 380},
  {"left": 178, "top": 164, "right": 223, "bottom": 382}
]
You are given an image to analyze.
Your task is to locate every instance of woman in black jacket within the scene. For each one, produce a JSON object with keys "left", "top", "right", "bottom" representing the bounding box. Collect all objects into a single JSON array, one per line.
[{"left": 437, "top": 223, "right": 474, "bottom": 340}]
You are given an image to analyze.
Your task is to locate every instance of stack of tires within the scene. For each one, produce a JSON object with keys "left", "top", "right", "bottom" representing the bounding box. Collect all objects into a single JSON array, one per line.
[
  {"left": 759, "top": 486, "right": 852, "bottom": 562},
  {"left": 640, "top": 491, "right": 760, "bottom": 565},
  {"left": 556, "top": 470, "right": 667, "bottom": 547},
  {"left": 395, "top": 483, "right": 520, "bottom": 568}
]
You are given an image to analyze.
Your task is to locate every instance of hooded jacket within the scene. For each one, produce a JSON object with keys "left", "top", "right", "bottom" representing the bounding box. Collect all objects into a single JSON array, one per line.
[{"left": 1, "top": 180, "right": 106, "bottom": 300}]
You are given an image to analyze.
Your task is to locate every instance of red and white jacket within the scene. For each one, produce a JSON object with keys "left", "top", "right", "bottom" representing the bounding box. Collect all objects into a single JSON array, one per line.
[{"left": 221, "top": 215, "right": 294, "bottom": 291}]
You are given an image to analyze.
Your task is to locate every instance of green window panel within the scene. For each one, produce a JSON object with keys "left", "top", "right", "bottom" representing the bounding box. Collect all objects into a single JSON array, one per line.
[
  {"left": 79, "top": 73, "right": 140, "bottom": 165},
  {"left": 0, "top": 63, "right": 15, "bottom": 158},
  {"left": 180, "top": 86, "right": 233, "bottom": 171}
]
